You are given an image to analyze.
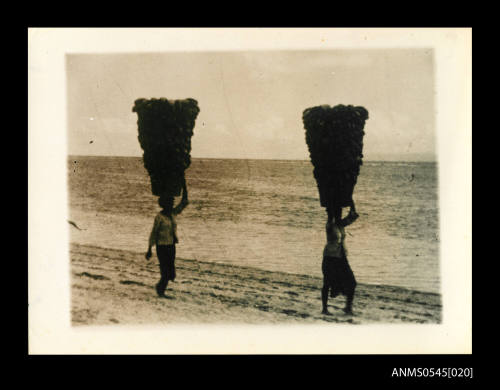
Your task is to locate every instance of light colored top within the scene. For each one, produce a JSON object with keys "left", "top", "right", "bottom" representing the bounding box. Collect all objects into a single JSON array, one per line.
[
  {"left": 149, "top": 212, "right": 177, "bottom": 247},
  {"left": 323, "top": 223, "right": 348, "bottom": 258}
]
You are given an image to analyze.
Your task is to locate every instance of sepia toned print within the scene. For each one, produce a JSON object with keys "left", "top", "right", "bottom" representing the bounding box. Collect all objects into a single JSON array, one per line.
[
  {"left": 28, "top": 28, "right": 471, "bottom": 354},
  {"left": 68, "top": 49, "right": 440, "bottom": 325}
]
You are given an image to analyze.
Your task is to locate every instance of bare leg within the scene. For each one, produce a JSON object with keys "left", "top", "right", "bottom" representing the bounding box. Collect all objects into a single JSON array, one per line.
[
  {"left": 156, "top": 257, "right": 168, "bottom": 297},
  {"left": 343, "top": 294, "right": 354, "bottom": 314},
  {"left": 343, "top": 283, "right": 356, "bottom": 314},
  {"left": 156, "top": 280, "right": 168, "bottom": 297},
  {"left": 321, "top": 283, "right": 331, "bottom": 314}
]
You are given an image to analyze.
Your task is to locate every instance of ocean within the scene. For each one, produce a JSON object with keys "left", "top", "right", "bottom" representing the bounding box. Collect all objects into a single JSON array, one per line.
[{"left": 68, "top": 156, "right": 440, "bottom": 294}]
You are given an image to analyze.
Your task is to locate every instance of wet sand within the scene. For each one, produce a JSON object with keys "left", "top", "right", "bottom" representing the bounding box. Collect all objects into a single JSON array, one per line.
[{"left": 71, "top": 243, "right": 441, "bottom": 325}]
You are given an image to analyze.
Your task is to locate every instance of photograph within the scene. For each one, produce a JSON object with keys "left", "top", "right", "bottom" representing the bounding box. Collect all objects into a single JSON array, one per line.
[{"left": 28, "top": 28, "right": 471, "bottom": 354}]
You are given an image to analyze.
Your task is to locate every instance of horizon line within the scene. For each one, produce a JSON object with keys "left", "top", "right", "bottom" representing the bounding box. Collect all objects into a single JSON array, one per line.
[{"left": 67, "top": 154, "right": 437, "bottom": 163}]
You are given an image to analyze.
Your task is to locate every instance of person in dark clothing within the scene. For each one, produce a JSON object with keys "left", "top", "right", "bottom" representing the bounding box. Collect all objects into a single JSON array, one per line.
[
  {"left": 145, "top": 182, "right": 188, "bottom": 297},
  {"left": 321, "top": 205, "right": 358, "bottom": 315}
]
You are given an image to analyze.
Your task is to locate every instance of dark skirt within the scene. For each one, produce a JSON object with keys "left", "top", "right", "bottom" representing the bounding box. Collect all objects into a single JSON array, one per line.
[
  {"left": 156, "top": 244, "right": 176, "bottom": 286},
  {"left": 322, "top": 255, "right": 356, "bottom": 297}
]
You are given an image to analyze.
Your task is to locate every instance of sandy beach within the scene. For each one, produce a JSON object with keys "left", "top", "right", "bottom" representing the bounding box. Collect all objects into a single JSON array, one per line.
[{"left": 71, "top": 243, "right": 441, "bottom": 325}]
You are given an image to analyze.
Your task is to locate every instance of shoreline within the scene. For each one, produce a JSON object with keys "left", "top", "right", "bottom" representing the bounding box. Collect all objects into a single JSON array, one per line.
[{"left": 71, "top": 243, "right": 442, "bottom": 325}]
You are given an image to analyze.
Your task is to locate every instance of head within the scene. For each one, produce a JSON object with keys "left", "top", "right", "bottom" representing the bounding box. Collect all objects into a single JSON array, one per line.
[
  {"left": 158, "top": 196, "right": 174, "bottom": 214},
  {"left": 326, "top": 206, "right": 342, "bottom": 225}
]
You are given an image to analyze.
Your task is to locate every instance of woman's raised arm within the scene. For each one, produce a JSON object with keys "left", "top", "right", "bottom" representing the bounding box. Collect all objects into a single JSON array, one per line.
[{"left": 173, "top": 180, "right": 189, "bottom": 215}]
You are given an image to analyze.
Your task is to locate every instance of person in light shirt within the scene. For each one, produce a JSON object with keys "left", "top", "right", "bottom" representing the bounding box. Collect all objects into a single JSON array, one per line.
[
  {"left": 321, "top": 206, "right": 358, "bottom": 315},
  {"left": 146, "top": 182, "right": 188, "bottom": 298}
]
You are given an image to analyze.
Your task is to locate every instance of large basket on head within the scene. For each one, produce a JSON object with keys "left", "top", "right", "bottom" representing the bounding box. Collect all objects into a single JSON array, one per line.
[
  {"left": 133, "top": 97, "right": 200, "bottom": 198},
  {"left": 303, "top": 104, "right": 368, "bottom": 210}
]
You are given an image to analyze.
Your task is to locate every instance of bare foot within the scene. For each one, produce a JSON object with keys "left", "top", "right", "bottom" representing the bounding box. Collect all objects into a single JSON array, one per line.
[{"left": 155, "top": 284, "right": 165, "bottom": 297}]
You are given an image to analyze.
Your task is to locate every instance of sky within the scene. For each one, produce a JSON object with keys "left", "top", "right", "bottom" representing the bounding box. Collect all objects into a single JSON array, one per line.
[{"left": 67, "top": 49, "right": 436, "bottom": 161}]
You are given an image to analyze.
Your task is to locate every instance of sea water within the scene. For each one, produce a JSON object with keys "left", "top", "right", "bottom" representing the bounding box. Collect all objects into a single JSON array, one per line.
[{"left": 68, "top": 156, "right": 440, "bottom": 293}]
